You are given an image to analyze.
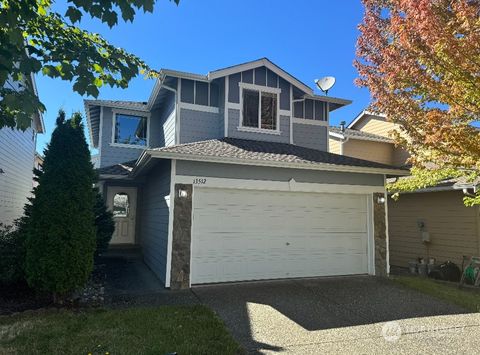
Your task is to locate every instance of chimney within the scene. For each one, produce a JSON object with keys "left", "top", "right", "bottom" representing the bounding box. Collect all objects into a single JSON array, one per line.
[{"left": 340, "top": 121, "right": 346, "bottom": 132}]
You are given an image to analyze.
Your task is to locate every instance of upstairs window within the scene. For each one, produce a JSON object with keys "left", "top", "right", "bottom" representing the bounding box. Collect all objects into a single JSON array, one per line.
[
  {"left": 114, "top": 113, "right": 147, "bottom": 146},
  {"left": 241, "top": 86, "right": 279, "bottom": 131}
]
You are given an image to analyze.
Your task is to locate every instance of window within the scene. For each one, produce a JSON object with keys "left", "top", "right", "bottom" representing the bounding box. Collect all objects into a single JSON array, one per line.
[
  {"left": 113, "top": 193, "right": 129, "bottom": 217},
  {"left": 114, "top": 114, "right": 147, "bottom": 146},
  {"left": 241, "top": 87, "right": 278, "bottom": 131}
]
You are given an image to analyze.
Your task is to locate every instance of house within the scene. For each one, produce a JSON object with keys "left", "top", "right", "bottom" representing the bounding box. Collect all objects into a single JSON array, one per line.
[
  {"left": 0, "top": 75, "right": 44, "bottom": 226},
  {"left": 329, "top": 110, "right": 480, "bottom": 268},
  {"left": 85, "top": 58, "right": 407, "bottom": 289}
]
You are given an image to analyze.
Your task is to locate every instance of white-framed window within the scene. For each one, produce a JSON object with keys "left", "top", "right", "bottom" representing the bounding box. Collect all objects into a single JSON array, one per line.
[
  {"left": 239, "top": 83, "right": 281, "bottom": 134},
  {"left": 111, "top": 109, "right": 149, "bottom": 148}
]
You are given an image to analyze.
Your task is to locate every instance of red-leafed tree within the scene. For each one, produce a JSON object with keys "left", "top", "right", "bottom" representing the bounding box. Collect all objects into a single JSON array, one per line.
[{"left": 355, "top": 0, "right": 480, "bottom": 205}]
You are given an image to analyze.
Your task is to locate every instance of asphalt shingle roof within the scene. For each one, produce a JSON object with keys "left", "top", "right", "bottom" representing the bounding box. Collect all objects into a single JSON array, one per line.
[
  {"left": 97, "top": 160, "right": 136, "bottom": 176},
  {"left": 151, "top": 138, "right": 406, "bottom": 171},
  {"left": 330, "top": 126, "right": 394, "bottom": 143},
  {"left": 85, "top": 100, "right": 148, "bottom": 111}
]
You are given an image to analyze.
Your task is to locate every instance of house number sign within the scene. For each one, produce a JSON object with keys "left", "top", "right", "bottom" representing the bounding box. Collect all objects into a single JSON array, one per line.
[{"left": 193, "top": 178, "right": 207, "bottom": 185}]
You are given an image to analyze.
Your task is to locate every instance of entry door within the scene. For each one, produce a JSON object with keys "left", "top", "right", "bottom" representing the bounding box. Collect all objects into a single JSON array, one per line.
[
  {"left": 107, "top": 186, "right": 137, "bottom": 244},
  {"left": 191, "top": 188, "right": 370, "bottom": 284}
]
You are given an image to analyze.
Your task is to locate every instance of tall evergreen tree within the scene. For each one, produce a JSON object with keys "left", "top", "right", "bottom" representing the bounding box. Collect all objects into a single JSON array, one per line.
[{"left": 25, "top": 110, "right": 96, "bottom": 300}]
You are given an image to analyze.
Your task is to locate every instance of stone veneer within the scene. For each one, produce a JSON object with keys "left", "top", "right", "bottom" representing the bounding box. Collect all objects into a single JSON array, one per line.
[
  {"left": 373, "top": 193, "right": 388, "bottom": 276},
  {"left": 169, "top": 184, "right": 193, "bottom": 289}
]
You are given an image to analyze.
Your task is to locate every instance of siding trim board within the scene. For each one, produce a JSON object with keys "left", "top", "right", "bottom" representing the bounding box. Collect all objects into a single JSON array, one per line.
[
  {"left": 176, "top": 175, "right": 385, "bottom": 194},
  {"left": 146, "top": 150, "right": 408, "bottom": 176}
]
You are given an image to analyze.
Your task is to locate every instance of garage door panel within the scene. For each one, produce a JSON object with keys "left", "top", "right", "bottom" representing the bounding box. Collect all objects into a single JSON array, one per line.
[{"left": 191, "top": 188, "right": 370, "bottom": 284}]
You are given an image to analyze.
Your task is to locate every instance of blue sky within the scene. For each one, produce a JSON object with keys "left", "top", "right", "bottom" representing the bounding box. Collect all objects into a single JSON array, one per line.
[{"left": 36, "top": 0, "right": 369, "bottom": 153}]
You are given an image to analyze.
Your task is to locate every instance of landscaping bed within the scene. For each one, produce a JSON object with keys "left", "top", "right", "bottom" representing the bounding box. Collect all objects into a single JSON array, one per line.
[
  {"left": 0, "top": 305, "right": 241, "bottom": 354},
  {"left": 392, "top": 275, "right": 480, "bottom": 312},
  {"left": 0, "top": 282, "right": 51, "bottom": 316}
]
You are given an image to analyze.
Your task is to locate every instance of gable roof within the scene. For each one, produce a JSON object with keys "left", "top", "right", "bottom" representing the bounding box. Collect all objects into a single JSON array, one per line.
[
  {"left": 135, "top": 138, "right": 408, "bottom": 176},
  {"left": 208, "top": 58, "right": 313, "bottom": 95},
  {"left": 348, "top": 110, "right": 386, "bottom": 129},
  {"left": 84, "top": 100, "right": 148, "bottom": 148},
  {"left": 329, "top": 126, "right": 394, "bottom": 143},
  {"left": 97, "top": 160, "right": 136, "bottom": 177}
]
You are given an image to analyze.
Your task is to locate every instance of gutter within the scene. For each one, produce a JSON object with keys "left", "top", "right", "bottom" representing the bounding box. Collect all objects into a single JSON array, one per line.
[{"left": 133, "top": 150, "right": 410, "bottom": 177}]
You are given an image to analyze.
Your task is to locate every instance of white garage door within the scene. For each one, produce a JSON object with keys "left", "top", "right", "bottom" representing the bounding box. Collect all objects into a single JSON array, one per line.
[{"left": 191, "top": 188, "right": 370, "bottom": 284}]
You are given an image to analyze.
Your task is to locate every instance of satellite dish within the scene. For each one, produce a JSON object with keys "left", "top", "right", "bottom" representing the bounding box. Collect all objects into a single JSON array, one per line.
[{"left": 314, "top": 76, "right": 336, "bottom": 96}]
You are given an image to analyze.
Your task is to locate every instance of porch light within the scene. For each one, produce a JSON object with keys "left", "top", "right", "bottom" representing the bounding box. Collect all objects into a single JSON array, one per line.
[
  {"left": 377, "top": 196, "right": 386, "bottom": 204},
  {"left": 178, "top": 189, "right": 188, "bottom": 198}
]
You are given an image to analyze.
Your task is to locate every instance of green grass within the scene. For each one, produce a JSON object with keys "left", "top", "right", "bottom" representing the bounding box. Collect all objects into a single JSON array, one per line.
[
  {"left": 0, "top": 305, "right": 242, "bottom": 355},
  {"left": 392, "top": 276, "right": 480, "bottom": 313}
]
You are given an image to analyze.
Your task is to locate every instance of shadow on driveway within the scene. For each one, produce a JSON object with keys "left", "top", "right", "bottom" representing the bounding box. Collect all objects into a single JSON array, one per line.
[{"left": 193, "top": 276, "right": 472, "bottom": 354}]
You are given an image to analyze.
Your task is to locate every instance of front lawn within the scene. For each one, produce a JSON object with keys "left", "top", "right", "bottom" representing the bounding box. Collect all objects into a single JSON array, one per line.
[
  {"left": 393, "top": 276, "right": 480, "bottom": 312},
  {"left": 0, "top": 305, "right": 241, "bottom": 355}
]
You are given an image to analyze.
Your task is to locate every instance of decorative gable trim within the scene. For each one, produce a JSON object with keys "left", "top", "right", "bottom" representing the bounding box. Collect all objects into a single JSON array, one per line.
[
  {"left": 348, "top": 109, "right": 386, "bottom": 129},
  {"left": 208, "top": 58, "right": 313, "bottom": 95}
]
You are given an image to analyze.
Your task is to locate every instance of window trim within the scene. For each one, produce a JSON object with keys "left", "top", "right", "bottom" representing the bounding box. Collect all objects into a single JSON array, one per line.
[
  {"left": 239, "top": 82, "right": 281, "bottom": 134},
  {"left": 111, "top": 108, "right": 150, "bottom": 149}
]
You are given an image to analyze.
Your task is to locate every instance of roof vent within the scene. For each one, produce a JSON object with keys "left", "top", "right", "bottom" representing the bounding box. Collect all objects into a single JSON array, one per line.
[{"left": 340, "top": 121, "right": 346, "bottom": 132}]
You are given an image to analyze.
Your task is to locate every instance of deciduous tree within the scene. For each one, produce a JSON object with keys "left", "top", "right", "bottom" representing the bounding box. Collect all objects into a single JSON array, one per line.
[
  {"left": 0, "top": 0, "right": 179, "bottom": 130},
  {"left": 355, "top": 0, "right": 480, "bottom": 205}
]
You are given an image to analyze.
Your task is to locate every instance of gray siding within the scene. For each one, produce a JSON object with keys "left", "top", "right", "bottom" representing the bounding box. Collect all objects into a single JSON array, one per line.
[
  {"left": 99, "top": 108, "right": 144, "bottom": 167},
  {"left": 227, "top": 66, "right": 290, "bottom": 109},
  {"left": 0, "top": 126, "right": 36, "bottom": 225},
  {"left": 228, "top": 109, "right": 290, "bottom": 143},
  {"left": 150, "top": 90, "right": 176, "bottom": 148},
  {"left": 176, "top": 160, "right": 384, "bottom": 186},
  {"left": 139, "top": 160, "right": 171, "bottom": 283},
  {"left": 163, "top": 109, "right": 176, "bottom": 147},
  {"left": 180, "top": 79, "right": 219, "bottom": 108},
  {"left": 179, "top": 109, "right": 223, "bottom": 144},
  {"left": 292, "top": 123, "right": 328, "bottom": 151}
]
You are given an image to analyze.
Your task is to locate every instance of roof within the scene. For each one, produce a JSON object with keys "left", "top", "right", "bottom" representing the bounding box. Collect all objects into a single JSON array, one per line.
[
  {"left": 136, "top": 138, "right": 408, "bottom": 176},
  {"left": 84, "top": 100, "right": 148, "bottom": 148},
  {"left": 329, "top": 126, "right": 394, "bottom": 143},
  {"left": 348, "top": 110, "right": 386, "bottom": 129},
  {"left": 388, "top": 175, "right": 480, "bottom": 193},
  {"left": 97, "top": 160, "right": 136, "bottom": 177}
]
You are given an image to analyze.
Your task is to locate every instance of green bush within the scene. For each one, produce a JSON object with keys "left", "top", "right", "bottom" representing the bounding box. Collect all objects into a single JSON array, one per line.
[
  {"left": 0, "top": 223, "right": 25, "bottom": 285},
  {"left": 94, "top": 187, "right": 115, "bottom": 255},
  {"left": 25, "top": 111, "right": 96, "bottom": 298}
]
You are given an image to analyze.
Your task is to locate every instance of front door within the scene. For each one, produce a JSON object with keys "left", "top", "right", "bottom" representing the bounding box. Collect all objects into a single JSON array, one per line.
[{"left": 107, "top": 186, "right": 137, "bottom": 244}]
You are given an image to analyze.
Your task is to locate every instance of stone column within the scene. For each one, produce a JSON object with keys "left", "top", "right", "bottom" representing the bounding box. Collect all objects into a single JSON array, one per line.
[
  {"left": 170, "top": 184, "right": 193, "bottom": 290},
  {"left": 373, "top": 193, "right": 388, "bottom": 276}
]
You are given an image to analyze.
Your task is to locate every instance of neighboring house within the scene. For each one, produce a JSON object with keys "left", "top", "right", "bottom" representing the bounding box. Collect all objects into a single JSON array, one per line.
[
  {"left": 33, "top": 152, "right": 44, "bottom": 188},
  {"left": 0, "top": 75, "right": 45, "bottom": 226},
  {"left": 329, "top": 110, "right": 480, "bottom": 268},
  {"left": 85, "top": 58, "right": 407, "bottom": 289}
]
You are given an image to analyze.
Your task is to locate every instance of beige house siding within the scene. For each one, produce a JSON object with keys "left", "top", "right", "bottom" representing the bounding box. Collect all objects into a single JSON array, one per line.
[
  {"left": 389, "top": 190, "right": 480, "bottom": 267},
  {"left": 343, "top": 139, "right": 394, "bottom": 165},
  {"left": 353, "top": 116, "right": 395, "bottom": 138},
  {"left": 328, "top": 137, "right": 342, "bottom": 155},
  {"left": 392, "top": 146, "right": 410, "bottom": 167}
]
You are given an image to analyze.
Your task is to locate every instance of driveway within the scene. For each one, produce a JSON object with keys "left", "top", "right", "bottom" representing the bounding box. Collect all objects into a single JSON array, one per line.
[{"left": 193, "top": 276, "right": 480, "bottom": 354}]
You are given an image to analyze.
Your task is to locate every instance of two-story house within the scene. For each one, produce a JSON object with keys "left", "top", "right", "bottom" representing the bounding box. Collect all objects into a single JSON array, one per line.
[
  {"left": 85, "top": 58, "right": 407, "bottom": 289},
  {"left": 329, "top": 110, "right": 480, "bottom": 269},
  {"left": 0, "top": 74, "right": 44, "bottom": 226}
]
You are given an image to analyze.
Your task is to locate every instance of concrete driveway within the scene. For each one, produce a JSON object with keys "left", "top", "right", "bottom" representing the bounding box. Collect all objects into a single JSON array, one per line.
[{"left": 193, "top": 276, "right": 480, "bottom": 354}]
